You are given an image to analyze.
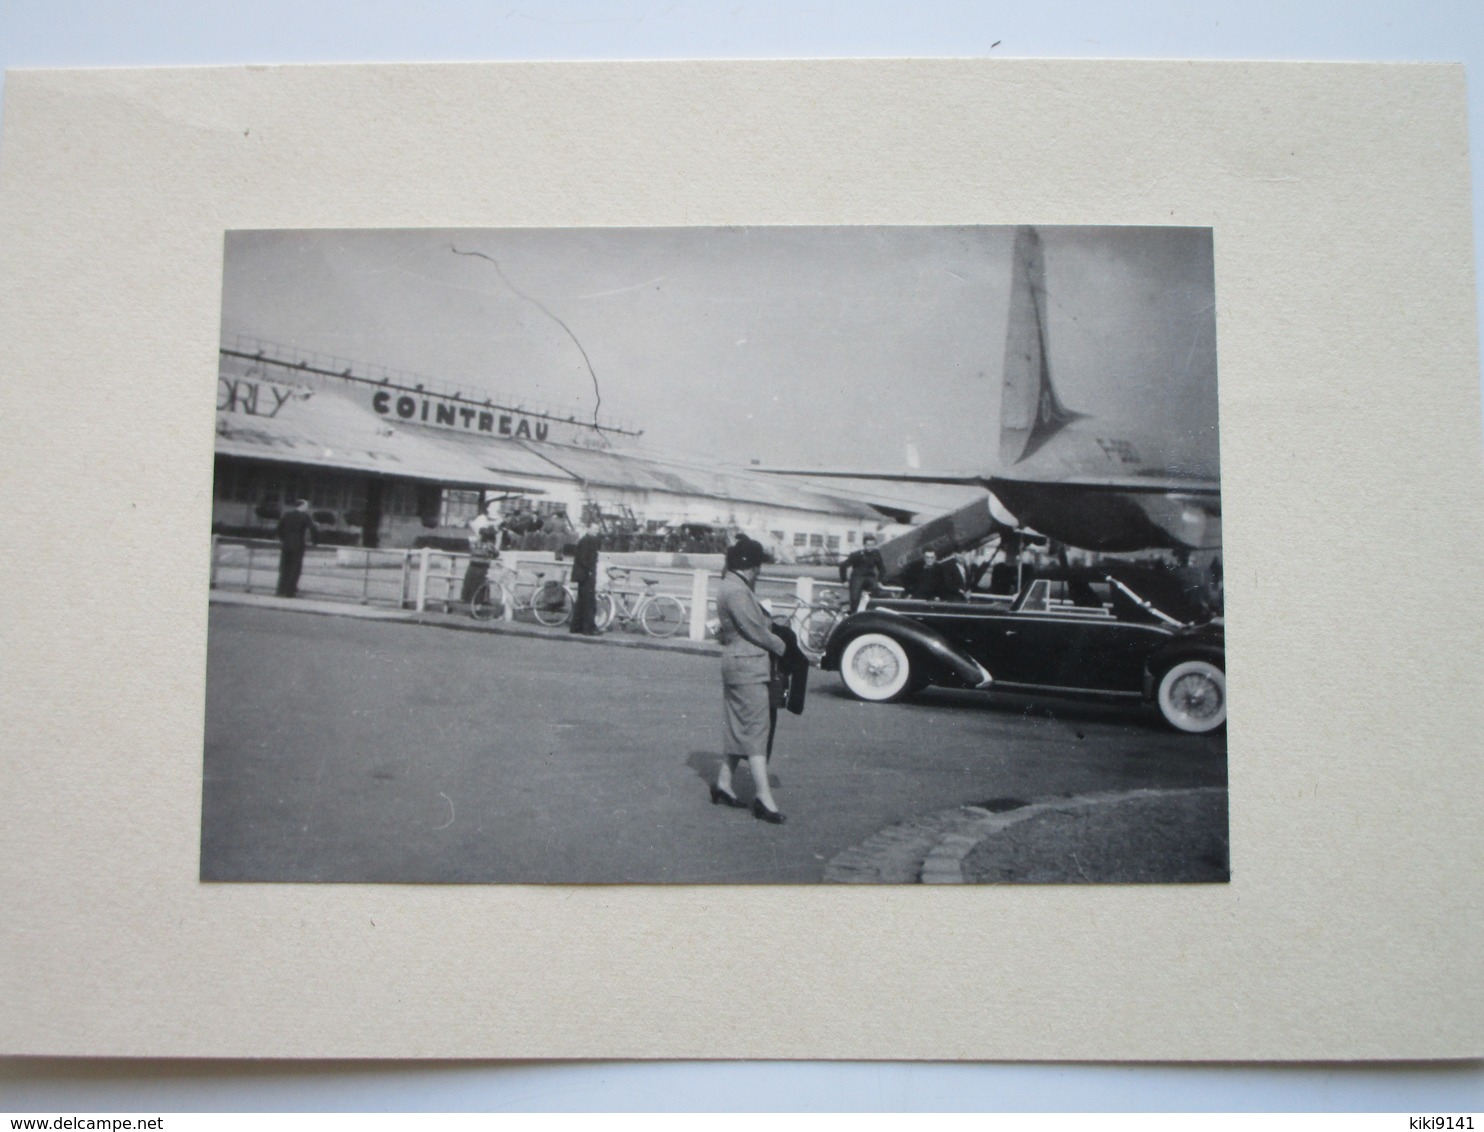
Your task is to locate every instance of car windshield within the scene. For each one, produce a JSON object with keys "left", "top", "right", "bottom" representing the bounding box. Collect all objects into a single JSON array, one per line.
[
  {"left": 1009, "top": 564, "right": 1214, "bottom": 626},
  {"left": 1097, "top": 565, "right": 1214, "bottom": 626}
]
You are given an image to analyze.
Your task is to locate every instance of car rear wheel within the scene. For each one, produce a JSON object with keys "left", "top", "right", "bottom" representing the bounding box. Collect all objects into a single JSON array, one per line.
[
  {"left": 1156, "top": 659, "right": 1226, "bottom": 733},
  {"left": 839, "top": 633, "right": 914, "bottom": 702}
]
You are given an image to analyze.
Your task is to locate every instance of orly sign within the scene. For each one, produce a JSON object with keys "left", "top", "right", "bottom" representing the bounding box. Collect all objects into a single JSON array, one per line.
[{"left": 218, "top": 377, "right": 299, "bottom": 417}]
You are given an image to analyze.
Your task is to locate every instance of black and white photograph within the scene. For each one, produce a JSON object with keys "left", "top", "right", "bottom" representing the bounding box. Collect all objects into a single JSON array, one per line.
[
  {"left": 7, "top": 34, "right": 1483, "bottom": 1097},
  {"left": 202, "top": 224, "right": 1227, "bottom": 884}
]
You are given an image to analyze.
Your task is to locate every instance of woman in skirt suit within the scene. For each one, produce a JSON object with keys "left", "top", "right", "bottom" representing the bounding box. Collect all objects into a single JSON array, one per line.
[{"left": 711, "top": 537, "right": 789, "bottom": 824}]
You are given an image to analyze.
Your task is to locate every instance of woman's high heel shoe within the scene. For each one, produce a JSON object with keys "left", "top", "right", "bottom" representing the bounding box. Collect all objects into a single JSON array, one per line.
[
  {"left": 710, "top": 784, "right": 746, "bottom": 808},
  {"left": 752, "top": 799, "right": 786, "bottom": 825}
]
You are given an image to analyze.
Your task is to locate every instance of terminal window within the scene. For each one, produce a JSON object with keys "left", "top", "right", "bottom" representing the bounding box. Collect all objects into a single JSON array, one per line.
[{"left": 440, "top": 490, "right": 482, "bottom": 527}]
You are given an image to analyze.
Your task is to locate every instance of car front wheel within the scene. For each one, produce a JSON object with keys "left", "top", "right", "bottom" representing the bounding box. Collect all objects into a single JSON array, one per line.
[
  {"left": 1156, "top": 659, "right": 1227, "bottom": 733},
  {"left": 839, "top": 633, "right": 915, "bottom": 702}
]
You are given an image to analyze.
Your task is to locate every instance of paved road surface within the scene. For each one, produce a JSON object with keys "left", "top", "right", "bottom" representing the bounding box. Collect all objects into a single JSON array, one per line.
[{"left": 201, "top": 604, "right": 1227, "bottom": 883}]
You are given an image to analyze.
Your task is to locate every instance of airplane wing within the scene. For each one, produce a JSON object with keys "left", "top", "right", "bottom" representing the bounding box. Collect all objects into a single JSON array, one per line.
[
  {"left": 996, "top": 474, "right": 1220, "bottom": 496},
  {"left": 753, "top": 466, "right": 990, "bottom": 487},
  {"left": 988, "top": 474, "right": 1221, "bottom": 552},
  {"left": 757, "top": 467, "right": 1220, "bottom": 551}
]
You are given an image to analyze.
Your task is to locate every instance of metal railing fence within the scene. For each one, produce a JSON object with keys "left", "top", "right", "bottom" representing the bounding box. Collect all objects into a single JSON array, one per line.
[
  {"left": 208, "top": 537, "right": 868, "bottom": 644},
  {"left": 209, "top": 536, "right": 413, "bottom": 606}
]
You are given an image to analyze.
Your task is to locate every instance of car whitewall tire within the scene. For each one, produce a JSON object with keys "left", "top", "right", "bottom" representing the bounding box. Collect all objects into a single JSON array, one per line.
[
  {"left": 839, "top": 633, "right": 913, "bottom": 702},
  {"left": 1156, "top": 659, "right": 1227, "bottom": 733}
]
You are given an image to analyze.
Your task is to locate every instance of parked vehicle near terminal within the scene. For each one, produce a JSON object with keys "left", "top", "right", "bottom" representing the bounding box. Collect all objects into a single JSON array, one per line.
[{"left": 819, "top": 566, "right": 1225, "bottom": 733}]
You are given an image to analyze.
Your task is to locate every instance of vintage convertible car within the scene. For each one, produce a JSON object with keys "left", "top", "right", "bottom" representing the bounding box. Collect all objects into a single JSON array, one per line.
[{"left": 819, "top": 566, "right": 1226, "bottom": 733}]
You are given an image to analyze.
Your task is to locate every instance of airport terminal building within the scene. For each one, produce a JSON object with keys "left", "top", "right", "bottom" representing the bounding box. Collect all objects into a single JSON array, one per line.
[{"left": 212, "top": 339, "right": 907, "bottom": 560}]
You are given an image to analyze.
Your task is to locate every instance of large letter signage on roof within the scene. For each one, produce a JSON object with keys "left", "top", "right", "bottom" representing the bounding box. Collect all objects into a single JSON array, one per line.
[
  {"left": 370, "top": 389, "right": 551, "bottom": 441},
  {"left": 218, "top": 377, "right": 297, "bottom": 418}
]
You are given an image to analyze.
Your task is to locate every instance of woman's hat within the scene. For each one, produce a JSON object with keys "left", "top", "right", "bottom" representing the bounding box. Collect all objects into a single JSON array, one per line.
[{"left": 725, "top": 536, "right": 770, "bottom": 571}]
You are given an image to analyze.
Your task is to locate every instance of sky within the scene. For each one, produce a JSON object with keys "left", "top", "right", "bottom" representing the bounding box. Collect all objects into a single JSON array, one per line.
[{"left": 220, "top": 224, "right": 1219, "bottom": 475}]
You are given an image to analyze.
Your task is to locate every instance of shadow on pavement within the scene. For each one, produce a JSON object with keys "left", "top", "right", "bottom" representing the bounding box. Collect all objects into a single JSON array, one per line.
[{"left": 685, "top": 750, "right": 782, "bottom": 794}]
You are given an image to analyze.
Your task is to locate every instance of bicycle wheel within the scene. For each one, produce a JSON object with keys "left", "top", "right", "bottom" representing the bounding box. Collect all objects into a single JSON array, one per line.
[
  {"left": 531, "top": 581, "right": 574, "bottom": 626},
  {"left": 470, "top": 582, "right": 505, "bottom": 622},
  {"left": 640, "top": 594, "right": 687, "bottom": 638},
  {"left": 799, "top": 608, "right": 840, "bottom": 659},
  {"left": 593, "top": 592, "right": 616, "bottom": 632}
]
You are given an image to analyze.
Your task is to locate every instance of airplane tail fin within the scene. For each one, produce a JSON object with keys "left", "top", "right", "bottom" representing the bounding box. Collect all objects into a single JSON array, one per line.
[{"left": 999, "top": 227, "right": 1084, "bottom": 467}]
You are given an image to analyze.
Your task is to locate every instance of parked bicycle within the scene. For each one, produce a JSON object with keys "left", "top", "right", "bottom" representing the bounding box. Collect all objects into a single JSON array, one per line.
[
  {"left": 596, "top": 566, "right": 688, "bottom": 638},
  {"left": 785, "top": 587, "right": 850, "bottom": 661},
  {"left": 470, "top": 563, "right": 574, "bottom": 626}
]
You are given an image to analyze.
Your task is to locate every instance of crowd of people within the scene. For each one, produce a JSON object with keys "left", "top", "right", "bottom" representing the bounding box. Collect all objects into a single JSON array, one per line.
[
  {"left": 486, "top": 505, "right": 575, "bottom": 554},
  {"left": 837, "top": 539, "right": 998, "bottom": 608},
  {"left": 835, "top": 533, "right": 1223, "bottom": 620}
]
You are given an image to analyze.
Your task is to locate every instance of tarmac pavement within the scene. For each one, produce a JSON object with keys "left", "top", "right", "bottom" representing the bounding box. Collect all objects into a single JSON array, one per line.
[{"left": 206, "top": 589, "right": 1229, "bottom": 884}]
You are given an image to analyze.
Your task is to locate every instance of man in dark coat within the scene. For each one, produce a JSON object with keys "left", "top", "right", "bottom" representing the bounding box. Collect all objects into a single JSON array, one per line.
[
  {"left": 275, "top": 498, "right": 316, "bottom": 598},
  {"left": 837, "top": 533, "right": 885, "bottom": 612},
  {"left": 934, "top": 551, "right": 971, "bottom": 602},
  {"left": 568, "top": 521, "right": 602, "bottom": 635},
  {"left": 901, "top": 548, "right": 940, "bottom": 600},
  {"left": 964, "top": 547, "right": 994, "bottom": 593}
]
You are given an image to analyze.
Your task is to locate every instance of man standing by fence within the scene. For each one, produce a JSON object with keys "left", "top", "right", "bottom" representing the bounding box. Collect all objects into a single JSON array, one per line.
[
  {"left": 569, "top": 521, "right": 603, "bottom": 635},
  {"left": 275, "top": 498, "right": 316, "bottom": 598}
]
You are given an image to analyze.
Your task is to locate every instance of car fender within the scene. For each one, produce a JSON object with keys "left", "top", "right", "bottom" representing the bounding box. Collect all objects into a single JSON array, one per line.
[
  {"left": 823, "top": 610, "right": 992, "bottom": 690},
  {"left": 1142, "top": 639, "right": 1225, "bottom": 699}
]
